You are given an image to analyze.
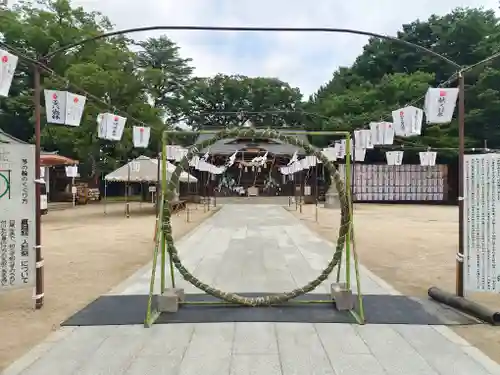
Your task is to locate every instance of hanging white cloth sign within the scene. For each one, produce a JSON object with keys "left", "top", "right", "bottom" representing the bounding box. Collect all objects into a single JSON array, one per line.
[
  {"left": 96, "top": 113, "right": 105, "bottom": 138},
  {"left": 290, "top": 161, "right": 302, "bottom": 173},
  {"left": 380, "top": 122, "right": 395, "bottom": 145},
  {"left": 65, "top": 92, "right": 86, "bottom": 127},
  {"left": 299, "top": 158, "right": 309, "bottom": 170},
  {"left": 354, "top": 130, "right": 363, "bottom": 149},
  {"left": 419, "top": 151, "right": 437, "bottom": 166},
  {"left": 44, "top": 90, "right": 86, "bottom": 126},
  {"left": 174, "top": 147, "right": 188, "bottom": 162},
  {"left": 354, "top": 148, "right": 366, "bottom": 162},
  {"left": 392, "top": 106, "right": 423, "bottom": 137},
  {"left": 369, "top": 122, "right": 394, "bottom": 145},
  {"left": 44, "top": 90, "right": 67, "bottom": 125},
  {"left": 0, "top": 49, "right": 18, "bottom": 97},
  {"left": 189, "top": 155, "right": 200, "bottom": 168},
  {"left": 65, "top": 165, "right": 78, "bottom": 178},
  {"left": 361, "top": 130, "right": 373, "bottom": 149},
  {"left": 424, "top": 87, "right": 459, "bottom": 124},
  {"left": 305, "top": 155, "right": 317, "bottom": 167},
  {"left": 369, "top": 123, "right": 381, "bottom": 145},
  {"left": 165, "top": 145, "right": 180, "bottom": 160},
  {"left": 279, "top": 166, "right": 290, "bottom": 175},
  {"left": 386, "top": 151, "right": 404, "bottom": 166},
  {"left": 321, "top": 147, "right": 337, "bottom": 161},
  {"left": 336, "top": 141, "right": 346, "bottom": 159},
  {"left": 97, "top": 113, "right": 126, "bottom": 141},
  {"left": 133, "top": 126, "right": 151, "bottom": 148}
]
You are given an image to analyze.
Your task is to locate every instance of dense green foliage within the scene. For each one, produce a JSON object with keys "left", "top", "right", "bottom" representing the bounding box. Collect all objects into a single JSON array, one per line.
[
  {"left": 306, "top": 7, "right": 500, "bottom": 152},
  {"left": 1, "top": 0, "right": 499, "bottom": 175}
]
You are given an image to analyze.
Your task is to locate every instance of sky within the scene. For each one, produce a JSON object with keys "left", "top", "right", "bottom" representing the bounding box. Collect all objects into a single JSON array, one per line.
[{"left": 11, "top": 0, "right": 500, "bottom": 96}]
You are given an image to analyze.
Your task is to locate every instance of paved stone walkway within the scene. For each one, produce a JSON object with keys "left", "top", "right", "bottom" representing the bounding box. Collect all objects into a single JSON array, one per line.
[{"left": 4, "top": 205, "right": 500, "bottom": 375}]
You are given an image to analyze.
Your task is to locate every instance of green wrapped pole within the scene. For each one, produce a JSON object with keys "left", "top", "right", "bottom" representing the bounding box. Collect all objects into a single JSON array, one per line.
[
  {"left": 344, "top": 138, "right": 352, "bottom": 289},
  {"left": 160, "top": 132, "right": 167, "bottom": 293}
]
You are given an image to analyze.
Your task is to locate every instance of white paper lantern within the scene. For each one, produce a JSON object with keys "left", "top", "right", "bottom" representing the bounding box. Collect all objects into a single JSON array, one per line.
[
  {"left": 424, "top": 87, "right": 459, "bottom": 124},
  {"left": 391, "top": 106, "right": 423, "bottom": 137}
]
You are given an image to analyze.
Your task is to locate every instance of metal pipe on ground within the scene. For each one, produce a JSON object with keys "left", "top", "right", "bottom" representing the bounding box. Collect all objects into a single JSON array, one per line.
[{"left": 428, "top": 286, "right": 500, "bottom": 325}]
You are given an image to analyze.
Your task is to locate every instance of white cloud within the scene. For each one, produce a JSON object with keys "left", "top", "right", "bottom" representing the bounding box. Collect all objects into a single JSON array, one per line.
[{"left": 11, "top": 0, "right": 500, "bottom": 95}]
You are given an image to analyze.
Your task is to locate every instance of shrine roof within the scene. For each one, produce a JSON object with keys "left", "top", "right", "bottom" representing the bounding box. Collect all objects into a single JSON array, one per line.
[{"left": 194, "top": 129, "right": 311, "bottom": 155}]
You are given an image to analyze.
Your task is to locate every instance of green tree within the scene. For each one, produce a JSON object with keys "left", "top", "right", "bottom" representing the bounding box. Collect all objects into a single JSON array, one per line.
[
  {"left": 0, "top": 0, "right": 190, "bottom": 177},
  {"left": 180, "top": 74, "right": 305, "bottom": 129},
  {"left": 308, "top": 6, "right": 500, "bottom": 154}
]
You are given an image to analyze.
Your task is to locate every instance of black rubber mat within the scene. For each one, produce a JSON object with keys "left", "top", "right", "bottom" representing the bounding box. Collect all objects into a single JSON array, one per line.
[{"left": 61, "top": 293, "right": 480, "bottom": 326}]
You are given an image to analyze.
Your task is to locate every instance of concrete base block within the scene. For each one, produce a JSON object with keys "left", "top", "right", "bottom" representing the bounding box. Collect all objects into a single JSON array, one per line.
[
  {"left": 157, "top": 288, "right": 184, "bottom": 313},
  {"left": 330, "top": 282, "right": 354, "bottom": 311},
  {"left": 172, "top": 287, "right": 185, "bottom": 302}
]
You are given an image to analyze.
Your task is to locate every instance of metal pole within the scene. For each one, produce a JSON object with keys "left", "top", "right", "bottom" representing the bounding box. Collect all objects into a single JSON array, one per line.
[
  {"left": 104, "top": 180, "right": 107, "bottom": 214},
  {"left": 156, "top": 142, "right": 160, "bottom": 216},
  {"left": 456, "top": 71, "right": 465, "bottom": 297},
  {"left": 186, "top": 170, "right": 190, "bottom": 223},
  {"left": 160, "top": 133, "right": 167, "bottom": 292},
  {"left": 71, "top": 176, "right": 75, "bottom": 207},
  {"left": 314, "top": 165, "right": 318, "bottom": 222},
  {"left": 33, "top": 65, "right": 43, "bottom": 309},
  {"left": 126, "top": 160, "right": 130, "bottom": 218}
]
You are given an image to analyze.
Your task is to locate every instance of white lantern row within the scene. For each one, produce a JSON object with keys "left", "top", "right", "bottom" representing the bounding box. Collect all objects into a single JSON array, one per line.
[
  {"left": 384, "top": 151, "right": 437, "bottom": 166},
  {"left": 2, "top": 46, "right": 460, "bottom": 155}
]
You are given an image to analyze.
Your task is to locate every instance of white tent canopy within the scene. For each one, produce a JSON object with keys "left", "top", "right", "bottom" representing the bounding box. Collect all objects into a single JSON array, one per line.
[
  {"left": 105, "top": 156, "right": 197, "bottom": 183},
  {"left": 151, "top": 159, "right": 198, "bottom": 183}
]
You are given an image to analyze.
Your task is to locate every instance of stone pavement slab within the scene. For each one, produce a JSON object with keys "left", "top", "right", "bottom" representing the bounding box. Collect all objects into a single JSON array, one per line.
[{"left": 3, "top": 204, "right": 500, "bottom": 375}]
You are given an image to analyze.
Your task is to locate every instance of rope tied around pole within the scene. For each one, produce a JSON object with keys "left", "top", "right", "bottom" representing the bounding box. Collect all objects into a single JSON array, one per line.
[{"left": 162, "top": 128, "right": 352, "bottom": 306}]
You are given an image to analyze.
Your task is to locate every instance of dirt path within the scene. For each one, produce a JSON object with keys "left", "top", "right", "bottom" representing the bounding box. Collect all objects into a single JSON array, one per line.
[
  {"left": 0, "top": 202, "right": 214, "bottom": 371},
  {"left": 291, "top": 204, "right": 500, "bottom": 364}
]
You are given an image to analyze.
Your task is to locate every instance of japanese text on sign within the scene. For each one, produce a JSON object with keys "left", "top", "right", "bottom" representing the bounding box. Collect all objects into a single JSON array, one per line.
[
  {"left": 0, "top": 144, "right": 35, "bottom": 291},
  {"left": 463, "top": 154, "right": 500, "bottom": 293}
]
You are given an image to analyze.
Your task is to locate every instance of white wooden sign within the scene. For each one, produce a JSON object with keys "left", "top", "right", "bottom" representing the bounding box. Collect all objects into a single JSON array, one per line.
[
  {"left": 463, "top": 153, "right": 500, "bottom": 293},
  {"left": 0, "top": 144, "right": 36, "bottom": 291}
]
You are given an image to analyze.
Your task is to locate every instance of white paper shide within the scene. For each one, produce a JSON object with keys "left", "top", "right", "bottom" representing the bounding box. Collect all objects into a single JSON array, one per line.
[
  {"left": 0, "top": 48, "right": 18, "bottom": 97},
  {"left": 44, "top": 90, "right": 86, "bottom": 127},
  {"left": 424, "top": 87, "right": 459, "bottom": 124},
  {"left": 133, "top": 126, "right": 151, "bottom": 148},
  {"left": 0, "top": 144, "right": 36, "bottom": 291}
]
